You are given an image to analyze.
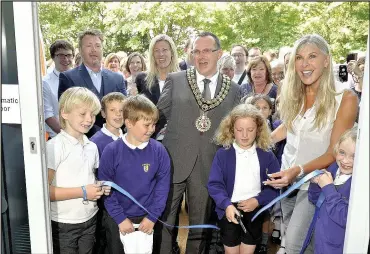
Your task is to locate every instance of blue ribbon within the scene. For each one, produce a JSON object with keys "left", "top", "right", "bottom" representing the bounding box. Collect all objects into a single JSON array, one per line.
[
  {"left": 251, "top": 169, "right": 325, "bottom": 222},
  {"left": 102, "top": 181, "right": 220, "bottom": 230},
  {"left": 300, "top": 192, "right": 325, "bottom": 254}
]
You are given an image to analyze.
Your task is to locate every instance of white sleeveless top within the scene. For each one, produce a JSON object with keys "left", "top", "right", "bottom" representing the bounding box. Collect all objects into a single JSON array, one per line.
[{"left": 281, "top": 92, "right": 344, "bottom": 190}]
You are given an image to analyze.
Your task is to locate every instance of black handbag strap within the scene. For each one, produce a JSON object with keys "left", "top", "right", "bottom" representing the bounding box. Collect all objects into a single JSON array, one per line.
[{"left": 238, "top": 70, "right": 247, "bottom": 85}]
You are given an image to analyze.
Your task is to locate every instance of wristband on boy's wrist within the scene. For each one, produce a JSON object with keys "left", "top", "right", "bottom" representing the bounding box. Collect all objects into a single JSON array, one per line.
[{"left": 81, "top": 186, "right": 89, "bottom": 205}]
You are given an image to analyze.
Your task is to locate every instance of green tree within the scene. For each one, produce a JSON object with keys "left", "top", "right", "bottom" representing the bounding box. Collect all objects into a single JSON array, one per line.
[
  {"left": 39, "top": 2, "right": 108, "bottom": 58},
  {"left": 38, "top": 2, "right": 369, "bottom": 63},
  {"left": 297, "top": 2, "right": 369, "bottom": 62}
]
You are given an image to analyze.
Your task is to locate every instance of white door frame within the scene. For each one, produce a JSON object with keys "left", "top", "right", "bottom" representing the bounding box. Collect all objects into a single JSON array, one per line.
[
  {"left": 344, "top": 34, "right": 369, "bottom": 254},
  {"left": 13, "top": 2, "right": 53, "bottom": 253}
]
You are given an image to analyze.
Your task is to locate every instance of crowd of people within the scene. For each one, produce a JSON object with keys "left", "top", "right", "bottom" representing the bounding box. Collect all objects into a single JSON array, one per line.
[{"left": 42, "top": 28, "right": 365, "bottom": 254}]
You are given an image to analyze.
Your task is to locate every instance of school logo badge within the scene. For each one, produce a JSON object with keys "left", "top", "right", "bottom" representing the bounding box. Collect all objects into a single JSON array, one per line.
[{"left": 142, "top": 163, "right": 150, "bottom": 172}]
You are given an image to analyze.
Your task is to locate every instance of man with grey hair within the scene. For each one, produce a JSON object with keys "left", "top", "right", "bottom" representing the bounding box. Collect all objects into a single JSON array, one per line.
[
  {"left": 270, "top": 59, "right": 285, "bottom": 88},
  {"left": 218, "top": 54, "right": 236, "bottom": 80},
  {"left": 58, "top": 29, "right": 127, "bottom": 137}
]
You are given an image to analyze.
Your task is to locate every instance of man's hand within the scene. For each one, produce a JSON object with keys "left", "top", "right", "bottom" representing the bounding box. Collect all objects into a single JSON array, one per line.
[
  {"left": 237, "top": 198, "right": 259, "bottom": 212},
  {"left": 138, "top": 217, "right": 155, "bottom": 235},
  {"left": 119, "top": 218, "right": 135, "bottom": 235}
]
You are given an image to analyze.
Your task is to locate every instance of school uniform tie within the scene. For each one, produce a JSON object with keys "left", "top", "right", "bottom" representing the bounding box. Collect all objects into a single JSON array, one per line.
[{"left": 202, "top": 78, "right": 211, "bottom": 100}]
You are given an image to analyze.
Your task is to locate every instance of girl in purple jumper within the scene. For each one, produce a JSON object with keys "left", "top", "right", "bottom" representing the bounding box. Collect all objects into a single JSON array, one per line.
[
  {"left": 308, "top": 128, "right": 357, "bottom": 254},
  {"left": 207, "top": 104, "right": 280, "bottom": 254}
]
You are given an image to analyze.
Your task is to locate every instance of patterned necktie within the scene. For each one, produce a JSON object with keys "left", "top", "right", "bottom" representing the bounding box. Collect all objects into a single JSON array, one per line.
[{"left": 202, "top": 78, "right": 211, "bottom": 100}]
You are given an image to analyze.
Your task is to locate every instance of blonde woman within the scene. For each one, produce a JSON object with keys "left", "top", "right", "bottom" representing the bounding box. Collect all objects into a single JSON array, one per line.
[
  {"left": 136, "top": 34, "right": 179, "bottom": 104},
  {"left": 208, "top": 103, "right": 280, "bottom": 254},
  {"left": 265, "top": 34, "right": 358, "bottom": 253}
]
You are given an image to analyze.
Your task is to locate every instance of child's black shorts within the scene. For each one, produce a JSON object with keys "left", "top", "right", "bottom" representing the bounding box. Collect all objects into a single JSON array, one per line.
[{"left": 218, "top": 203, "right": 265, "bottom": 247}]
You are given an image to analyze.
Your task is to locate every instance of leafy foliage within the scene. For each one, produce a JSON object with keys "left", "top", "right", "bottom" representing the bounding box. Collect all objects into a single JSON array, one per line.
[{"left": 38, "top": 2, "right": 369, "bottom": 62}]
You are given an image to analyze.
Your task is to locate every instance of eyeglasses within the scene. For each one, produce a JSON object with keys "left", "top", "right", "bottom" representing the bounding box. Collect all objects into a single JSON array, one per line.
[
  {"left": 272, "top": 72, "right": 284, "bottom": 80},
  {"left": 56, "top": 53, "right": 74, "bottom": 59},
  {"left": 231, "top": 54, "right": 245, "bottom": 58},
  {"left": 191, "top": 48, "right": 219, "bottom": 56}
]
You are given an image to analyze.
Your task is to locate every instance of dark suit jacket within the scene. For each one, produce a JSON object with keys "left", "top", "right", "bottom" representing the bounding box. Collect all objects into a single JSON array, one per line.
[
  {"left": 58, "top": 63, "right": 127, "bottom": 136},
  {"left": 179, "top": 60, "right": 188, "bottom": 71},
  {"left": 157, "top": 70, "right": 241, "bottom": 185},
  {"left": 136, "top": 72, "right": 161, "bottom": 105}
]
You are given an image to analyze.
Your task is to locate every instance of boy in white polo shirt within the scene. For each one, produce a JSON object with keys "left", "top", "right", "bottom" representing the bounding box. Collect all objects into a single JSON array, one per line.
[{"left": 47, "top": 87, "right": 111, "bottom": 254}]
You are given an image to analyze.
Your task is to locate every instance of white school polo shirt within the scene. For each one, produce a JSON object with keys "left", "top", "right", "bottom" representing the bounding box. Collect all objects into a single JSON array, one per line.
[
  {"left": 101, "top": 124, "right": 124, "bottom": 140},
  {"left": 47, "top": 130, "right": 99, "bottom": 223},
  {"left": 231, "top": 142, "right": 261, "bottom": 203}
]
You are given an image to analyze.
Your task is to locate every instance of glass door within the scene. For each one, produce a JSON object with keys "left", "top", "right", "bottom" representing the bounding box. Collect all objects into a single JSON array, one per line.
[{"left": 1, "top": 2, "right": 52, "bottom": 253}]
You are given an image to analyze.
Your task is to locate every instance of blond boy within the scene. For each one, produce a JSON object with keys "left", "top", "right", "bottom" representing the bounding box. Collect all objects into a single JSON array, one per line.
[{"left": 47, "top": 87, "right": 110, "bottom": 254}]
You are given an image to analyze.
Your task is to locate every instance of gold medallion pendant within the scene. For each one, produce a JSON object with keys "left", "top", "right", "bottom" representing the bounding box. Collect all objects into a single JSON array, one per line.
[
  {"left": 186, "top": 67, "right": 231, "bottom": 133},
  {"left": 195, "top": 112, "right": 211, "bottom": 132}
]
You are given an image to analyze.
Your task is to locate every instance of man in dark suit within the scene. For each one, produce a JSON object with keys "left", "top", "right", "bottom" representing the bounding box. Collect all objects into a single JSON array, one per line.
[
  {"left": 58, "top": 29, "right": 126, "bottom": 137},
  {"left": 156, "top": 32, "right": 241, "bottom": 254},
  {"left": 178, "top": 37, "right": 194, "bottom": 71}
]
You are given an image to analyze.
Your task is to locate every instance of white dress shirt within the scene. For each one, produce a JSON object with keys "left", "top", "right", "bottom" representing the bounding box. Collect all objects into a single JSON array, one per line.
[
  {"left": 85, "top": 65, "right": 102, "bottom": 93},
  {"left": 43, "top": 68, "right": 60, "bottom": 137},
  {"left": 232, "top": 71, "right": 249, "bottom": 85},
  {"left": 195, "top": 70, "right": 219, "bottom": 99},
  {"left": 231, "top": 142, "right": 261, "bottom": 202},
  {"left": 159, "top": 80, "right": 166, "bottom": 93}
]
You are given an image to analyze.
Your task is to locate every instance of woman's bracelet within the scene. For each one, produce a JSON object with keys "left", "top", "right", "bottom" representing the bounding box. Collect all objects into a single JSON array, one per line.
[{"left": 297, "top": 164, "right": 305, "bottom": 177}]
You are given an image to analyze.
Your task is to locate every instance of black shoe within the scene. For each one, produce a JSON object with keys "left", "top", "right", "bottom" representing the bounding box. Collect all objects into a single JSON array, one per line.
[
  {"left": 172, "top": 242, "right": 180, "bottom": 254},
  {"left": 255, "top": 244, "right": 268, "bottom": 254},
  {"left": 271, "top": 229, "right": 281, "bottom": 244}
]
